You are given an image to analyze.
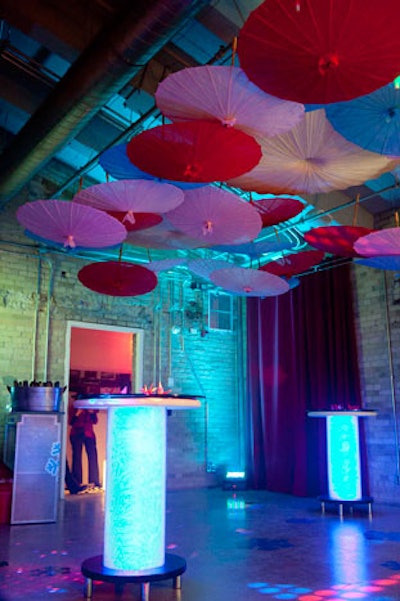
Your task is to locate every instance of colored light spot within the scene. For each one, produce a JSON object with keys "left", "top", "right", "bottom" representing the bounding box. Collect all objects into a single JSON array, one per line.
[
  {"left": 248, "top": 583, "right": 269, "bottom": 589},
  {"left": 276, "top": 594, "right": 297, "bottom": 600},
  {"left": 298, "top": 596, "right": 323, "bottom": 600},
  {"left": 359, "top": 585, "right": 383, "bottom": 592},
  {"left": 260, "top": 587, "right": 280, "bottom": 594},
  {"left": 341, "top": 592, "right": 367, "bottom": 598},
  {"left": 374, "top": 579, "right": 397, "bottom": 586},
  {"left": 315, "top": 591, "right": 336, "bottom": 597},
  {"left": 292, "top": 588, "right": 313, "bottom": 594}
]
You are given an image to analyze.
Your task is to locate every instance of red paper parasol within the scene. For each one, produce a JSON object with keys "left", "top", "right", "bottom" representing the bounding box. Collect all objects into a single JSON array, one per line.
[
  {"left": 227, "top": 110, "right": 395, "bottom": 195},
  {"left": 355, "top": 256, "right": 400, "bottom": 271},
  {"left": 78, "top": 261, "right": 158, "bottom": 296},
  {"left": 165, "top": 187, "right": 262, "bottom": 245},
  {"left": 98, "top": 143, "right": 205, "bottom": 189},
  {"left": 155, "top": 65, "right": 304, "bottom": 138},
  {"left": 74, "top": 180, "right": 184, "bottom": 222},
  {"left": 250, "top": 195, "right": 306, "bottom": 227},
  {"left": 353, "top": 228, "right": 400, "bottom": 257},
  {"left": 210, "top": 266, "right": 289, "bottom": 297},
  {"left": 237, "top": 0, "right": 400, "bottom": 104},
  {"left": 16, "top": 199, "right": 127, "bottom": 249},
  {"left": 104, "top": 211, "right": 162, "bottom": 232},
  {"left": 304, "top": 225, "right": 373, "bottom": 257},
  {"left": 126, "top": 120, "right": 262, "bottom": 183},
  {"left": 260, "top": 250, "right": 325, "bottom": 278},
  {"left": 187, "top": 259, "right": 236, "bottom": 280}
]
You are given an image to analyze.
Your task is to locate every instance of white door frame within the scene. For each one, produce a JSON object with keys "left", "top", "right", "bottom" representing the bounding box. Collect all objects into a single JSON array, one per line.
[{"left": 60, "top": 320, "right": 144, "bottom": 497}]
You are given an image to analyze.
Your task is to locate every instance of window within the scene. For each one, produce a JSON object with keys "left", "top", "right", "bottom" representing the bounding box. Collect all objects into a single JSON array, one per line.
[{"left": 208, "top": 291, "right": 233, "bottom": 331}]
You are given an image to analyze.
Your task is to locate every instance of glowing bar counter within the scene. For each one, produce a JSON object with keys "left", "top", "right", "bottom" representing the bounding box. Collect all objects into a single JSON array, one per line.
[
  {"left": 308, "top": 410, "right": 377, "bottom": 517},
  {"left": 74, "top": 394, "right": 202, "bottom": 600}
]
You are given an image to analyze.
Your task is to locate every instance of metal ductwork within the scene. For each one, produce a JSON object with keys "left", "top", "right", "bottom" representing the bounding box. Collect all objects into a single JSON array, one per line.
[{"left": 0, "top": 0, "right": 210, "bottom": 205}]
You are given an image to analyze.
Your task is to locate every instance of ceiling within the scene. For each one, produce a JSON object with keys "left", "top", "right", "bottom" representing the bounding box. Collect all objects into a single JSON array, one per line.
[{"left": 1, "top": 0, "right": 400, "bottom": 276}]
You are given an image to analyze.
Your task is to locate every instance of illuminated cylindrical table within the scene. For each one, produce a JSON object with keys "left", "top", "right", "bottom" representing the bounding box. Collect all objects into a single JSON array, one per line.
[
  {"left": 308, "top": 410, "right": 377, "bottom": 518},
  {"left": 74, "top": 394, "right": 202, "bottom": 600}
]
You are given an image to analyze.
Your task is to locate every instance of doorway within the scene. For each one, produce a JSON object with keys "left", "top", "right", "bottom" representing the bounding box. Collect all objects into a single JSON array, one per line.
[{"left": 62, "top": 321, "right": 144, "bottom": 496}]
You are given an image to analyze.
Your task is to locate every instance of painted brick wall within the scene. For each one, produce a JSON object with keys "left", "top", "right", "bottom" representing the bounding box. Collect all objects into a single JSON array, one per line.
[{"left": 352, "top": 262, "right": 400, "bottom": 503}]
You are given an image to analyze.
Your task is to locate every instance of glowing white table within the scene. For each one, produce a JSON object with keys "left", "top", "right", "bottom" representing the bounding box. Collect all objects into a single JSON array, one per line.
[
  {"left": 308, "top": 410, "right": 377, "bottom": 517},
  {"left": 74, "top": 394, "right": 202, "bottom": 600}
]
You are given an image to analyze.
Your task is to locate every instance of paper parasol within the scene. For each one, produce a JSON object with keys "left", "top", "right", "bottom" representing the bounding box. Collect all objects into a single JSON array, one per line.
[
  {"left": 237, "top": 0, "right": 400, "bottom": 104},
  {"left": 355, "top": 256, "right": 400, "bottom": 271},
  {"left": 304, "top": 225, "right": 373, "bottom": 257},
  {"left": 186, "top": 259, "right": 236, "bottom": 280},
  {"left": 353, "top": 228, "right": 400, "bottom": 257},
  {"left": 211, "top": 238, "right": 295, "bottom": 258},
  {"left": 145, "top": 258, "right": 187, "bottom": 273},
  {"left": 210, "top": 266, "right": 289, "bottom": 297},
  {"left": 165, "top": 186, "right": 262, "bottom": 245},
  {"left": 325, "top": 82, "right": 400, "bottom": 156},
  {"left": 260, "top": 250, "right": 325, "bottom": 278},
  {"left": 16, "top": 199, "right": 127, "bottom": 249},
  {"left": 126, "top": 120, "right": 262, "bottom": 183},
  {"left": 227, "top": 110, "right": 395, "bottom": 195},
  {"left": 155, "top": 65, "right": 304, "bottom": 138},
  {"left": 98, "top": 143, "right": 204, "bottom": 190},
  {"left": 74, "top": 179, "right": 184, "bottom": 217},
  {"left": 78, "top": 261, "right": 158, "bottom": 296},
  {"left": 125, "top": 218, "right": 209, "bottom": 251},
  {"left": 105, "top": 211, "right": 162, "bottom": 232},
  {"left": 250, "top": 195, "right": 306, "bottom": 227}
]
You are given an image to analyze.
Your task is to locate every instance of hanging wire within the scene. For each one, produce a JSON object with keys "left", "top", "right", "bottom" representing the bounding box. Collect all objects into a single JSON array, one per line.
[{"left": 352, "top": 193, "right": 360, "bottom": 226}]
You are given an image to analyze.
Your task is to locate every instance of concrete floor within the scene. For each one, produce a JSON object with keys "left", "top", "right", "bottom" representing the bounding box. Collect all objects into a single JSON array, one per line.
[{"left": 0, "top": 487, "right": 400, "bottom": 601}]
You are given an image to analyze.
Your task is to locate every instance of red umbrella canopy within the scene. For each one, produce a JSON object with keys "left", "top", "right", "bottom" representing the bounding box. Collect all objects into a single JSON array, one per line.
[
  {"left": 304, "top": 225, "right": 374, "bottom": 257},
  {"left": 251, "top": 195, "right": 306, "bottom": 227},
  {"left": 210, "top": 266, "right": 290, "bottom": 297},
  {"left": 126, "top": 120, "right": 262, "bottom": 183},
  {"left": 165, "top": 186, "right": 262, "bottom": 246},
  {"left": 155, "top": 65, "right": 305, "bottom": 138},
  {"left": 260, "top": 250, "right": 325, "bottom": 278},
  {"left": 78, "top": 262, "right": 158, "bottom": 296},
  {"left": 227, "top": 110, "right": 396, "bottom": 195},
  {"left": 237, "top": 0, "right": 400, "bottom": 104},
  {"left": 16, "top": 199, "right": 127, "bottom": 249},
  {"left": 353, "top": 228, "right": 400, "bottom": 257}
]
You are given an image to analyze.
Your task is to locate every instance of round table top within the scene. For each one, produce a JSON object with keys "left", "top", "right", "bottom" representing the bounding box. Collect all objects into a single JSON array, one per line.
[
  {"left": 307, "top": 410, "right": 377, "bottom": 417},
  {"left": 74, "top": 393, "right": 202, "bottom": 410}
]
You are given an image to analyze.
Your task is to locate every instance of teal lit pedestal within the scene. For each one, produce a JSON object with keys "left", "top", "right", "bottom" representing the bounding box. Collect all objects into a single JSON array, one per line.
[
  {"left": 308, "top": 410, "right": 377, "bottom": 517},
  {"left": 74, "top": 394, "right": 201, "bottom": 600}
]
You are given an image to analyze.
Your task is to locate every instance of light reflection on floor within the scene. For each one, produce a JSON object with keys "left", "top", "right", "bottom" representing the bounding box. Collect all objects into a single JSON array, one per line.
[{"left": 1, "top": 489, "right": 400, "bottom": 600}]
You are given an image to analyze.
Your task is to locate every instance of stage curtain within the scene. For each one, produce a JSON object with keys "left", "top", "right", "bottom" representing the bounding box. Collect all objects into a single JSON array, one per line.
[{"left": 246, "top": 265, "right": 362, "bottom": 496}]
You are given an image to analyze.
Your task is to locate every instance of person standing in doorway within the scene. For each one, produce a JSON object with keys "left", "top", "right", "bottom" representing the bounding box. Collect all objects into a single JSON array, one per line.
[{"left": 68, "top": 391, "right": 102, "bottom": 491}]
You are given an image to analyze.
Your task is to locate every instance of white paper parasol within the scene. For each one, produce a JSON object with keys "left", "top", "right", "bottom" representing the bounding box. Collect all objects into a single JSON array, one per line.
[{"left": 210, "top": 266, "right": 289, "bottom": 297}]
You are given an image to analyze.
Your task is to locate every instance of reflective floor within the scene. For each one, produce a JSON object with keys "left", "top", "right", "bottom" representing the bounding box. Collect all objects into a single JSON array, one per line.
[{"left": 1, "top": 487, "right": 400, "bottom": 601}]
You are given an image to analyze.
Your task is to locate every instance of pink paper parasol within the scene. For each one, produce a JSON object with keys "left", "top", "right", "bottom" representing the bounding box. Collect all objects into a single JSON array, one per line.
[
  {"left": 260, "top": 250, "right": 325, "bottom": 278},
  {"left": 250, "top": 195, "right": 306, "bottom": 227},
  {"left": 16, "top": 199, "right": 127, "bottom": 249},
  {"left": 104, "top": 211, "right": 162, "bottom": 232},
  {"left": 187, "top": 259, "right": 236, "bottom": 280},
  {"left": 126, "top": 120, "right": 262, "bottom": 183},
  {"left": 155, "top": 65, "right": 304, "bottom": 138},
  {"left": 304, "top": 225, "right": 373, "bottom": 257},
  {"left": 353, "top": 228, "right": 400, "bottom": 257},
  {"left": 145, "top": 258, "right": 187, "bottom": 273},
  {"left": 227, "top": 110, "right": 396, "bottom": 195},
  {"left": 78, "top": 261, "right": 158, "bottom": 296},
  {"left": 210, "top": 266, "right": 289, "bottom": 297},
  {"left": 237, "top": 0, "right": 400, "bottom": 104},
  {"left": 165, "top": 187, "right": 262, "bottom": 245},
  {"left": 125, "top": 218, "right": 209, "bottom": 251},
  {"left": 73, "top": 180, "right": 184, "bottom": 221}
]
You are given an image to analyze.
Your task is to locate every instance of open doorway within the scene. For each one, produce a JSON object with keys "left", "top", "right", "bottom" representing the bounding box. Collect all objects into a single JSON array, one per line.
[{"left": 62, "top": 321, "right": 144, "bottom": 496}]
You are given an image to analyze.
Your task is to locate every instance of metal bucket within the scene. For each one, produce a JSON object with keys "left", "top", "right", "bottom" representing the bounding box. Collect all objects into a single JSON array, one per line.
[{"left": 7, "top": 386, "right": 66, "bottom": 412}]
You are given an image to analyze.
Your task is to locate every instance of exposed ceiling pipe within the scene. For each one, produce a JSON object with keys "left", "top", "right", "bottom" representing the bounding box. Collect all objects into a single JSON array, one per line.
[{"left": 0, "top": 0, "right": 211, "bottom": 205}]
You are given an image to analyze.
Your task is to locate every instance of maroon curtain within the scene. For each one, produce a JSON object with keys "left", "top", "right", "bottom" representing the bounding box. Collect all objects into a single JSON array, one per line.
[{"left": 246, "top": 265, "right": 362, "bottom": 496}]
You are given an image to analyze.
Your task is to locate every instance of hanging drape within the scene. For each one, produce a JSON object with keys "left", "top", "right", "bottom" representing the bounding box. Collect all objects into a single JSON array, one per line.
[{"left": 246, "top": 264, "right": 363, "bottom": 496}]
